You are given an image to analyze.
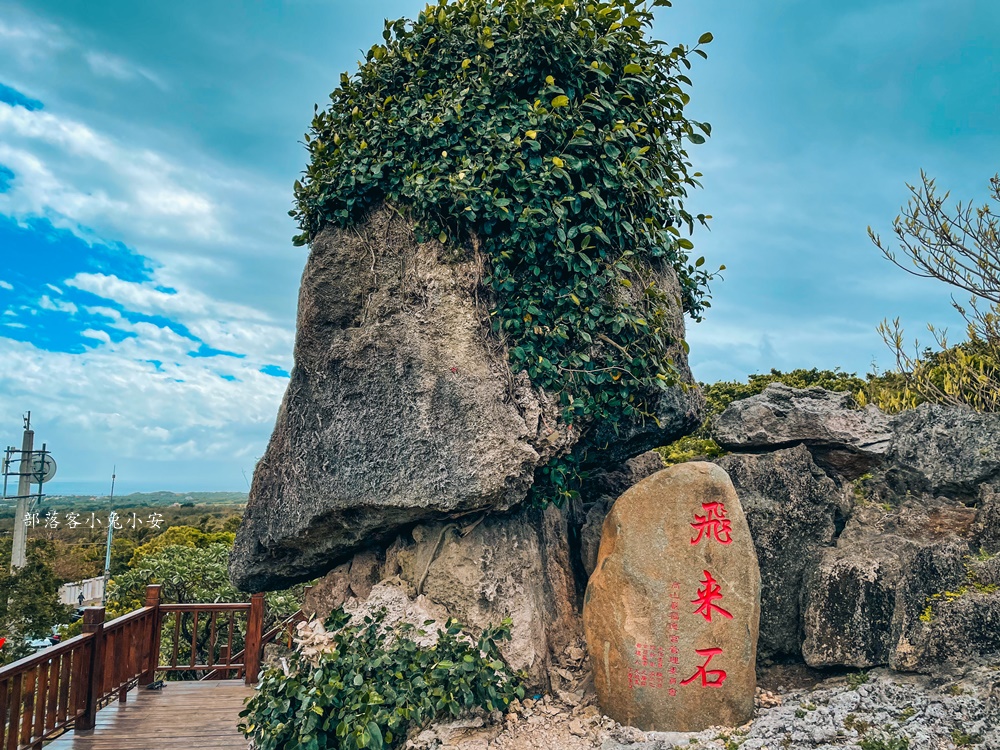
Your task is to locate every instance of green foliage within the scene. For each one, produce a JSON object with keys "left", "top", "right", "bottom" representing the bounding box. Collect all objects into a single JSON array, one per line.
[
  {"left": 291, "top": 0, "right": 718, "bottom": 504},
  {"left": 859, "top": 735, "right": 910, "bottom": 750},
  {"left": 869, "top": 171, "right": 1000, "bottom": 413},
  {"left": 110, "top": 542, "right": 238, "bottom": 608},
  {"left": 847, "top": 670, "right": 870, "bottom": 690},
  {"left": 858, "top": 338, "right": 1000, "bottom": 413},
  {"left": 656, "top": 434, "right": 724, "bottom": 466},
  {"left": 128, "top": 525, "right": 236, "bottom": 567},
  {"left": 0, "top": 539, "right": 71, "bottom": 664},
  {"left": 951, "top": 728, "right": 983, "bottom": 746},
  {"left": 240, "top": 609, "right": 523, "bottom": 750},
  {"left": 703, "top": 367, "right": 868, "bottom": 416},
  {"left": 106, "top": 543, "right": 304, "bottom": 678},
  {"left": 109, "top": 542, "right": 301, "bottom": 620}
]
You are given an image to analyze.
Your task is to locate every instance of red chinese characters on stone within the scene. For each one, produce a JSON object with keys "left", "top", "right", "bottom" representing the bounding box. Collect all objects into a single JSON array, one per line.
[
  {"left": 629, "top": 643, "right": 666, "bottom": 689},
  {"left": 680, "top": 647, "right": 727, "bottom": 688},
  {"left": 691, "top": 570, "right": 733, "bottom": 622},
  {"left": 690, "top": 501, "right": 733, "bottom": 545},
  {"left": 627, "top": 668, "right": 664, "bottom": 689}
]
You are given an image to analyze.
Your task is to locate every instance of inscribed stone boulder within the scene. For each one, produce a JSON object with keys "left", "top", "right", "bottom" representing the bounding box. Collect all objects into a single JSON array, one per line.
[{"left": 583, "top": 462, "right": 760, "bottom": 732}]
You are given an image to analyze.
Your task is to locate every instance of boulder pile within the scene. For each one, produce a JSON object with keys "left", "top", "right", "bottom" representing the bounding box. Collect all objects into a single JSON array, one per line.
[{"left": 711, "top": 384, "right": 1000, "bottom": 673}]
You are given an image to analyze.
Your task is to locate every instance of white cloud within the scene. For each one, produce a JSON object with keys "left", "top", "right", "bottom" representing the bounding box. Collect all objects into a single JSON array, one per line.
[
  {"left": 38, "top": 294, "right": 78, "bottom": 314},
  {"left": 0, "top": 280, "right": 13, "bottom": 290},
  {"left": 0, "top": 11, "right": 67, "bottom": 66},
  {"left": 0, "top": 334, "right": 288, "bottom": 481},
  {"left": 0, "top": 105, "right": 223, "bottom": 244},
  {"left": 0, "top": 4, "right": 304, "bottom": 487},
  {"left": 84, "top": 51, "right": 166, "bottom": 90},
  {"left": 81, "top": 329, "right": 111, "bottom": 344}
]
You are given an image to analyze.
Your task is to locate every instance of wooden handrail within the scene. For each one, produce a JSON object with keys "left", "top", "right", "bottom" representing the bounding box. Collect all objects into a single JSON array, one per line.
[
  {"left": 200, "top": 606, "right": 308, "bottom": 681},
  {"left": 0, "top": 584, "right": 271, "bottom": 748},
  {"left": 0, "top": 630, "right": 96, "bottom": 748},
  {"left": 160, "top": 603, "right": 252, "bottom": 612}
]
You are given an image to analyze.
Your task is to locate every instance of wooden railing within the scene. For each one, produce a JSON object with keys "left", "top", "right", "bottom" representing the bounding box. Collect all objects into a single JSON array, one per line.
[
  {"left": 200, "top": 603, "right": 309, "bottom": 681},
  {"left": 0, "top": 584, "right": 281, "bottom": 749},
  {"left": 0, "top": 624, "right": 94, "bottom": 749}
]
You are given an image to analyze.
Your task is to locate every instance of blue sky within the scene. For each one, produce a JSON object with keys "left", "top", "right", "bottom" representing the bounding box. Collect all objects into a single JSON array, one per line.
[{"left": 0, "top": 0, "right": 997, "bottom": 490}]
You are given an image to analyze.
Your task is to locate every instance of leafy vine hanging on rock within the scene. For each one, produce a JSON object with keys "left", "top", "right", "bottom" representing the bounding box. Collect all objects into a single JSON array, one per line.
[{"left": 291, "top": 0, "right": 717, "bottom": 503}]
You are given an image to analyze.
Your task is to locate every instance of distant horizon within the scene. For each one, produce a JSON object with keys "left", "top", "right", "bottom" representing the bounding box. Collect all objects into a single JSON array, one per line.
[{"left": 26, "top": 480, "right": 250, "bottom": 497}]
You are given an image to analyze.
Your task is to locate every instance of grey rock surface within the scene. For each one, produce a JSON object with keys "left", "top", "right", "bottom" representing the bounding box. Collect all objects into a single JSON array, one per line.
[
  {"left": 301, "top": 507, "right": 578, "bottom": 690},
  {"left": 801, "top": 487, "right": 999, "bottom": 673},
  {"left": 699, "top": 387, "right": 1000, "bottom": 674},
  {"left": 230, "top": 206, "right": 573, "bottom": 591},
  {"left": 888, "top": 403, "right": 1000, "bottom": 495},
  {"left": 801, "top": 537, "right": 907, "bottom": 668},
  {"left": 716, "top": 446, "right": 841, "bottom": 659},
  {"left": 576, "top": 262, "right": 704, "bottom": 465},
  {"left": 712, "top": 385, "right": 892, "bottom": 478},
  {"left": 603, "top": 666, "right": 1000, "bottom": 750}
]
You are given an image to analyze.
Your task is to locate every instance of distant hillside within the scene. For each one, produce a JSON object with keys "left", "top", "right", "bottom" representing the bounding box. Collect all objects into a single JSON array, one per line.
[{"left": 0, "top": 491, "right": 247, "bottom": 518}]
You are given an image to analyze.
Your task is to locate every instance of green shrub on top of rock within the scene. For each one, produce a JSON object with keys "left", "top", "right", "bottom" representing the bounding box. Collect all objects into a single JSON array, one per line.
[
  {"left": 239, "top": 609, "right": 523, "bottom": 750},
  {"left": 289, "top": 0, "right": 718, "bottom": 504}
]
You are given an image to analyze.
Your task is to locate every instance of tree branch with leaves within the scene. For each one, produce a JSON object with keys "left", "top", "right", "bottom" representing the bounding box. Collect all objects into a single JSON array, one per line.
[{"left": 867, "top": 171, "right": 1000, "bottom": 412}]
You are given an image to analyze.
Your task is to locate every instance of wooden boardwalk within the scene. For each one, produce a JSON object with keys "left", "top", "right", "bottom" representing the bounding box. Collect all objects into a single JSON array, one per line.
[{"left": 46, "top": 680, "right": 253, "bottom": 749}]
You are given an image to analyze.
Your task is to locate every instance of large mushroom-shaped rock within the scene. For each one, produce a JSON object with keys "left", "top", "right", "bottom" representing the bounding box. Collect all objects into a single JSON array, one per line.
[
  {"left": 230, "top": 207, "right": 569, "bottom": 591},
  {"left": 230, "top": 206, "right": 702, "bottom": 592},
  {"left": 712, "top": 384, "right": 892, "bottom": 478},
  {"left": 583, "top": 462, "right": 760, "bottom": 732}
]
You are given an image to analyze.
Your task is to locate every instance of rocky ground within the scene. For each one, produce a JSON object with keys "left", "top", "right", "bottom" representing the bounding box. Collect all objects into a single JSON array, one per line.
[{"left": 404, "top": 661, "right": 1000, "bottom": 750}]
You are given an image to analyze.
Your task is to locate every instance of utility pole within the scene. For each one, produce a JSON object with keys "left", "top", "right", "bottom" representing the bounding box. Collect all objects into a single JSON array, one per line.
[
  {"left": 101, "top": 467, "right": 116, "bottom": 606},
  {"left": 10, "top": 412, "right": 33, "bottom": 571}
]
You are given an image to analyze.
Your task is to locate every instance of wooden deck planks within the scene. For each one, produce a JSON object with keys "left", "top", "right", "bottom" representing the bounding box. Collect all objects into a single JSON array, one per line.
[{"left": 46, "top": 680, "right": 253, "bottom": 749}]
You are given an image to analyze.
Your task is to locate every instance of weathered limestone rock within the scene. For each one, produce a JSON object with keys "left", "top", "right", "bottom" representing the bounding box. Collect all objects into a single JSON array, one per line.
[
  {"left": 888, "top": 404, "right": 1000, "bottom": 496},
  {"left": 302, "top": 562, "right": 351, "bottom": 617},
  {"left": 341, "top": 581, "right": 451, "bottom": 648},
  {"left": 801, "top": 486, "right": 996, "bottom": 672},
  {"left": 712, "top": 385, "right": 892, "bottom": 478},
  {"left": 583, "top": 462, "right": 760, "bottom": 732},
  {"left": 576, "top": 263, "right": 705, "bottom": 465},
  {"left": 801, "top": 538, "right": 908, "bottom": 668},
  {"left": 974, "top": 484, "right": 1000, "bottom": 555},
  {"left": 394, "top": 506, "right": 580, "bottom": 688},
  {"left": 716, "top": 446, "right": 842, "bottom": 659},
  {"left": 230, "top": 207, "right": 574, "bottom": 591},
  {"left": 702, "top": 386, "right": 1000, "bottom": 674}
]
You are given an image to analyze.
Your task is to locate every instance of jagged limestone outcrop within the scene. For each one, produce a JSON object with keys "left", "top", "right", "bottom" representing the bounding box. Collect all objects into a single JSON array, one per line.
[{"left": 708, "top": 387, "right": 1000, "bottom": 674}]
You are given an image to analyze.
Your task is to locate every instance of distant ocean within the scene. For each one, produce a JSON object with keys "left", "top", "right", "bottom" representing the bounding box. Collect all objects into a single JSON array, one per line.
[{"left": 40, "top": 480, "right": 248, "bottom": 497}]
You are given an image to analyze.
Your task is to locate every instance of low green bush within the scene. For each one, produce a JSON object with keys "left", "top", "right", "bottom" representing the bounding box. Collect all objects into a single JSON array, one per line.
[{"left": 239, "top": 609, "right": 523, "bottom": 750}]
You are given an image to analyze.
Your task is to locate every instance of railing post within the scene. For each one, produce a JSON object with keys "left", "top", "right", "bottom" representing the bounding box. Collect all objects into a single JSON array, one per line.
[
  {"left": 139, "top": 585, "right": 162, "bottom": 686},
  {"left": 77, "top": 607, "right": 106, "bottom": 731},
  {"left": 243, "top": 593, "right": 265, "bottom": 686}
]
